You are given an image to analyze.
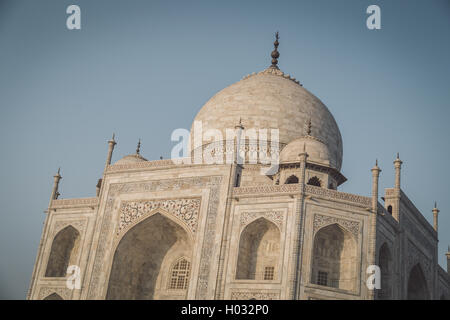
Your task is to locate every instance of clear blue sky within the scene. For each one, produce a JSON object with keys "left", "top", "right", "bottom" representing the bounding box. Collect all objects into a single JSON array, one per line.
[{"left": 0, "top": 0, "right": 449, "bottom": 299}]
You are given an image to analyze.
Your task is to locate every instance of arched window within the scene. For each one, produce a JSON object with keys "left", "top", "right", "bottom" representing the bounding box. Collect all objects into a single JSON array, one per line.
[
  {"left": 45, "top": 225, "right": 80, "bottom": 277},
  {"left": 285, "top": 175, "right": 299, "bottom": 184},
  {"left": 311, "top": 224, "right": 357, "bottom": 291},
  {"left": 307, "top": 176, "right": 321, "bottom": 187},
  {"left": 378, "top": 243, "right": 392, "bottom": 299},
  {"left": 168, "top": 258, "right": 191, "bottom": 290},
  {"left": 236, "top": 218, "right": 280, "bottom": 280},
  {"left": 407, "top": 264, "right": 429, "bottom": 300},
  {"left": 387, "top": 205, "right": 392, "bottom": 214}
]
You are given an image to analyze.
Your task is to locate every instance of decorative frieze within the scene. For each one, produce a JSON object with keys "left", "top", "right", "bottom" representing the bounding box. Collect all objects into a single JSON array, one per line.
[
  {"left": 51, "top": 197, "right": 98, "bottom": 208},
  {"left": 313, "top": 214, "right": 360, "bottom": 239},
  {"left": 305, "top": 185, "right": 371, "bottom": 207},
  {"left": 233, "top": 184, "right": 300, "bottom": 196},
  {"left": 53, "top": 220, "right": 87, "bottom": 236},
  {"left": 38, "top": 286, "right": 71, "bottom": 300},
  {"left": 230, "top": 290, "right": 279, "bottom": 300},
  {"left": 117, "top": 198, "right": 201, "bottom": 236},
  {"left": 240, "top": 211, "right": 284, "bottom": 231}
]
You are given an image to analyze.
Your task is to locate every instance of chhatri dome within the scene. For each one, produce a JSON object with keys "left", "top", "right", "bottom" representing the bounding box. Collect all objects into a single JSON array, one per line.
[
  {"left": 191, "top": 32, "right": 343, "bottom": 170},
  {"left": 114, "top": 139, "right": 147, "bottom": 165}
]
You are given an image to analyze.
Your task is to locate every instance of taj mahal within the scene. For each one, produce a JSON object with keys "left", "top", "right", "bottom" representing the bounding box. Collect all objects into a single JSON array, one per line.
[{"left": 28, "top": 34, "right": 450, "bottom": 300}]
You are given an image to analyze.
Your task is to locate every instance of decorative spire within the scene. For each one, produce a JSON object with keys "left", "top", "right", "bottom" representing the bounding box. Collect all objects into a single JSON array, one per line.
[
  {"left": 305, "top": 119, "right": 312, "bottom": 136},
  {"left": 136, "top": 139, "right": 141, "bottom": 155},
  {"left": 235, "top": 117, "right": 244, "bottom": 130},
  {"left": 270, "top": 32, "right": 280, "bottom": 68}
]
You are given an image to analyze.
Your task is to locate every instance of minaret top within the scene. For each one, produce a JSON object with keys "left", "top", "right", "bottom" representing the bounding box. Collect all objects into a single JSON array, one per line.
[
  {"left": 270, "top": 32, "right": 280, "bottom": 69},
  {"left": 433, "top": 202, "right": 439, "bottom": 213}
]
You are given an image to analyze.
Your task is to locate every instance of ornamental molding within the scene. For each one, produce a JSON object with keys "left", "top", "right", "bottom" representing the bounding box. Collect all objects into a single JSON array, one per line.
[
  {"left": 107, "top": 158, "right": 189, "bottom": 172},
  {"left": 240, "top": 211, "right": 284, "bottom": 231},
  {"left": 242, "top": 65, "right": 302, "bottom": 86},
  {"left": 53, "top": 220, "right": 87, "bottom": 236},
  {"left": 117, "top": 198, "right": 201, "bottom": 236},
  {"left": 230, "top": 290, "right": 280, "bottom": 300},
  {"left": 51, "top": 197, "right": 98, "bottom": 208},
  {"left": 313, "top": 213, "right": 360, "bottom": 239},
  {"left": 305, "top": 185, "right": 371, "bottom": 207},
  {"left": 234, "top": 184, "right": 300, "bottom": 196},
  {"left": 233, "top": 184, "right": 371, "bottom": 207},
  {"left": 38, "top": 286, "right": 71, "bottom": 300},
  {"left": 86, "top": 176, "right": 223, "bottom": 300}
]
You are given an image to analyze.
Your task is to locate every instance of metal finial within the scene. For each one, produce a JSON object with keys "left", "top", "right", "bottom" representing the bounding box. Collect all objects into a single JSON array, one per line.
[
  {"left": 448, "top": 245, "right": 450, "bottom": 252},
  {"left": 112, "top": 133, "right": 115, "bottom": 140},
  {"left": 305, "top": 119, "right": 312, "bottom": 135},
  {"left": 271, "top": 32, "right": 280, "bottom": 68},
  {"left": 376, "top": 159, "right": 378, "bottom": 166},
  {"left": 57, "top": 167, "right": 60, "bottom": 175},
  {"left": 434, "top": 201, "right": 437, "bottom": 209},
  {"left": 396, "top": 152, "right": 400, "bottom": 159},
  {"left": 235, "top": 117, "right": 244, "bottom": 129},
  {"left": 160, "top": 156, "right": 163, "bottom": 160},
  {"left": 136, "top": 139, "right": 141, "bottom": 155}
]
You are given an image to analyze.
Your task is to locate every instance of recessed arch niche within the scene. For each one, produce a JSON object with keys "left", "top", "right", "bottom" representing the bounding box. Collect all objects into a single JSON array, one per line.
[
  {"left": 310, "top": 223, "right": 357, "bottom": 291},
  {"left": 407, "top": 263, "right": 429, "bottom": 300},
  {"left": 106, "top": 212, "right": 193, "bottom": 300},
  {"left": 236, "top": 217, "right": 281, "bottom": 280},
  {"left": 45, "top": 225, "right": 80, "bottom": 277}
]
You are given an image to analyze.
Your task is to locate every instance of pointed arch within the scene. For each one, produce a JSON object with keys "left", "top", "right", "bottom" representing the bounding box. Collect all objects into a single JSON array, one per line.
[
  {"left": 378, "top": 242, "right": 392, "bottom": 299},
  {"left": 236, "top": 217, "right": 280, "bottom": 280},
  {"left": 106, "top": 212, "right": 193, "bottom": 300},
  {"left": 285, "top": 175, "right": 299, "bottom": 184},
  {"left": 43, "top": 293, "right": 63, "bottom": 300},
  {"left": 311, "top": 223, "right": 357, "bottom": 291},
  {"left": 307, "top": 176, "right": 321, "bottom": 187},
  {"left": 407, "top": 263, "right": 429, "bottom": 300},
  {"left": 45, "top": 225, "right": 80, "bottom": 277}
]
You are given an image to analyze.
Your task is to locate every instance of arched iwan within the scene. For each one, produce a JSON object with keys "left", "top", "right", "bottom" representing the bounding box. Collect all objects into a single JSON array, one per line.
[
  {"left": 106, "top": 212, "right": 193, "bottom": 300},
  {"left": 310, "top": 223, "right": 357, "bottom": 291},
  {"left": 45, "top": 225, "right": 80, "bottom": 277},
  {"left": 407, "top": 264, "right": 429, "bottom": 300},
  {"left": 236, "top": 217, "right": 280, "bottom": 280}
]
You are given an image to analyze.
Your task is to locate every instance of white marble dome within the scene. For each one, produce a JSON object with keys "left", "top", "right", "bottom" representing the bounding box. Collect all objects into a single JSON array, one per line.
[
  {"left": 190, "top": 66, "right": 343, "bottom": 170},
  {"left": 114, "top": 153, "right": 147, "bottom": 165},
  {"left": 280, "top": 135, "right": 335, "bottom": 168}
]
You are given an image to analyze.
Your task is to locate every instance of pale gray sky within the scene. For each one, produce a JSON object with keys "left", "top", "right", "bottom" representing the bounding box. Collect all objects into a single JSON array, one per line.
[{"left": 0, "top": 0, "right": 449, "bottom": 299}]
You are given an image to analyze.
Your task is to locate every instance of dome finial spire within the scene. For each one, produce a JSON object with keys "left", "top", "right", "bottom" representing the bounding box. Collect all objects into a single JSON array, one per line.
[
  {"left": 136, "top": 138, "right": 141, "bottom": 155},
  {"left": 271, "top": 31, "right": 280, "bottom": 68},
  {"left": 305, "top": 118, "right": 312, "bottom": 136}
]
